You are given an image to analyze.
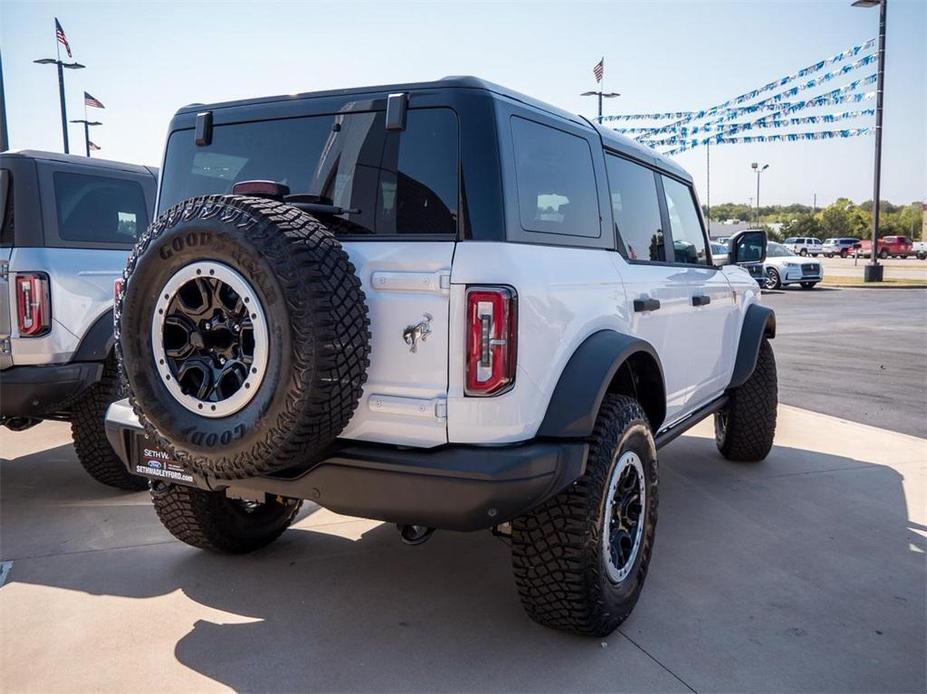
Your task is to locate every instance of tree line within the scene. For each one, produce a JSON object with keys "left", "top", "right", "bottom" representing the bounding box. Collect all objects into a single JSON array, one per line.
[{"left": 704, "top": 199, "right": 924, "bottom": 241}]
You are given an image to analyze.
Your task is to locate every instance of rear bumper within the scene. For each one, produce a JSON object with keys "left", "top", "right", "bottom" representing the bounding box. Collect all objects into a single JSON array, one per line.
[
  {"left": 0, "top": 362, "right": 103, "bottom": 418},
  {"left": 105, "top": 399, "right": 588, "bottom": 532}
]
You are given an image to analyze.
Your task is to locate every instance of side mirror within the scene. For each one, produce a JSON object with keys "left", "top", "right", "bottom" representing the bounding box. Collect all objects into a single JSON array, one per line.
[{"left": 729, "top": 229, "right": 767, "bottom": 265}]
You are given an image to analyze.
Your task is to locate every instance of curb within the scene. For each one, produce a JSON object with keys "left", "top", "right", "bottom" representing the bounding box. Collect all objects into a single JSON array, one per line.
[{"left": 819, "top": 283, "right": 927, "bottom": 290}]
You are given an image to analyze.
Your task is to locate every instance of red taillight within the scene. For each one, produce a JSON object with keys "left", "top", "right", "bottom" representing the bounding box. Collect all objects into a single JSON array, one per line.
[
  {"left": 114, "top": 278, "right": 124, "bottom": 304},
  {"left": 15, "top": 273, "right": 51, "bottom": 337},
  {"left": 465, "top": 286, "right": 517, "bottom": 397}
]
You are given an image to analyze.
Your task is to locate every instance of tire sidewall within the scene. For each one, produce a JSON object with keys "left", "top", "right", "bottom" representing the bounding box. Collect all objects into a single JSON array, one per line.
[
  {"left": 121, "top": 213, "right": 296, "bottom": 461},
  {"left": 765, "top": 267, "right": 781, "bottom": 290},
  {"left": 594, "top": 421, "right": 658, "bottom": 611}
]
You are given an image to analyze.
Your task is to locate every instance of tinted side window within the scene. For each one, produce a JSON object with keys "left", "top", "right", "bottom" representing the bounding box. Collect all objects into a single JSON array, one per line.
[
  {"left": 662, "top": 176, "right": 709, "bottom": 265},
  {"left": 511, "top": 116, "right": 599, "bottom": 238},
  {"left": 604, "top": 154, "right": 664, "bottom": 262},
  {"left": 54, "top": 172, "right": 149, "bottom": 243}
]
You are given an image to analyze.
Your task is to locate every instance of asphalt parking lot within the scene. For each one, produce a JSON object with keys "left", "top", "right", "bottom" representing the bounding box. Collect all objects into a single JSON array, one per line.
[
  {"left": 763, "top": 287, "right": 927, "bottom": 438},
  {"left": 2, "top": 288, "right": 925, "bottom": 693}
]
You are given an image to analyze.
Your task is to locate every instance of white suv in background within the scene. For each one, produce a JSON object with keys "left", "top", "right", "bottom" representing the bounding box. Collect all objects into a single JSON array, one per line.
[
  {"left": 105, "top": 77, "right": 778, "bottom": 637},
  {"left": 783, "top": 236, "right": 823, "bottom": 256}
]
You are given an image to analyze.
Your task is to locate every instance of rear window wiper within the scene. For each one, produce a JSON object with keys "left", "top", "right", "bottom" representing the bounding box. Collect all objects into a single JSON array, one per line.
[
  {"left": 283, "top": 194, "right": 361, "bottom": 217},
  {"left": 230, "top": 181, "right": 360, "bottom": 216}
]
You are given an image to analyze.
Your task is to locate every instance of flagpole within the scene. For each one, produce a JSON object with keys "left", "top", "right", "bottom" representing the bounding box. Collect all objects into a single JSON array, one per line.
[
  {"left": 84, "top": 102, "right": 90, "bottom": 157},
  {"left": 55, "top": 23, "right": 69, "bottom": 154}
]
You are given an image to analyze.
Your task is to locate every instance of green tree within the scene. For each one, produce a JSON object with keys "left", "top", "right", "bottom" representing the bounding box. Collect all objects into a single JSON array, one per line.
[{"left": 819, "top": 198, "right": 868, "bottom": 238}]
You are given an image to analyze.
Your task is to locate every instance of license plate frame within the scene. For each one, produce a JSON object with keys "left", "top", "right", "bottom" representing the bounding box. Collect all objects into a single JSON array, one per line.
[{"left": 131, "top": 434, "right": 196, "bottom": 485}]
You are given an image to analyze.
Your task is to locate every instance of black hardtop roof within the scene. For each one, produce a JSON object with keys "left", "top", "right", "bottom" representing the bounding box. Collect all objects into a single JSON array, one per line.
[
  {"left": 0, "top": 149, "right": 158, "bottom": 177},
  {"left": 174, "top": 76, "right": 690, "bottom": 183}
]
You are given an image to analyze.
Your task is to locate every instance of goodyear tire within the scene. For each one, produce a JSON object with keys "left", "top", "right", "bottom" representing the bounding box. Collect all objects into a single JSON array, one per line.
[
  {"left": 714, "top": 338, "right": 778, "bottom": 462},
  {"left": 150, "top": 482, "right": 302, "bottom": 553},
  {"left": 117, "top": 195, "right": 370, "bottom": 479},
  {"left": 71, "top": 354, "right": 148, "bottom": 491},
  {"left": 511, "top": 395, "right": 658, "bottom": 636}
]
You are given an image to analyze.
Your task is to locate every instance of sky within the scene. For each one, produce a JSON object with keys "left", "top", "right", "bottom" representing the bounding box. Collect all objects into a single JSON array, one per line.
[{"left": 1, "top": 0, "right": 925, "bottom": 208}]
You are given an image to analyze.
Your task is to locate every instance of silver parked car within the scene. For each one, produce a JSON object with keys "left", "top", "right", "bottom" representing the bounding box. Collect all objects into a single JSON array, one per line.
[{"left": 0, "top": 150, "right": 157, "bottom": 489}]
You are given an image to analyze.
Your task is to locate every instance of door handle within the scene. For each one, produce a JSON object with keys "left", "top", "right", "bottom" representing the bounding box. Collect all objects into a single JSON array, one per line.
[
  {"left": 633, "top": 298, "right": 661, "bottom": 312},
  {"left": 692, "top": 295, "right": 711, "bottom": 307}
]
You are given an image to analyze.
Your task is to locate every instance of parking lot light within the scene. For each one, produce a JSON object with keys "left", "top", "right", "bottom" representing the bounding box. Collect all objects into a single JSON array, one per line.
[
  {"left": 33, "top": 57, "right": 85, "bottom": 154},
  {"left": 853, "top": 0, "right": 887, "bottom": 282},
  {"left": 751, "top": 162, "right": 769, "bottom": 226}
]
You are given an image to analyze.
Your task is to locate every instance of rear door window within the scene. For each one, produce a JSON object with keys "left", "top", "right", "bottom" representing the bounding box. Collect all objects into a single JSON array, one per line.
[
  {"left": 53, "top": 172, "right": 149, "bottom": 243},
  {"left": 510, "top": 116, "right": 600, "bottom": 238},
  {"left": 604, "top": 154, "right": 665, "bottom": 261},
  {"left": 160, "top": 108, "right": 458, "bottom": 237}
]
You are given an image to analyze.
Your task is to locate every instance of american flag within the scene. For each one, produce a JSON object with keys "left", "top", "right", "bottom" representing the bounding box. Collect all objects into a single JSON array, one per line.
[
  {"left": 88, "top": 141, "right": 101, "bottom": 151},
  {"left": 84, "top": 92, "right": 105, "bottom": 109},
  {"left": 593, "top": 58, "right": 604, "bottom": 83},
  {"left": 55, "top": 18, "right": 72, "bottom": 58}
]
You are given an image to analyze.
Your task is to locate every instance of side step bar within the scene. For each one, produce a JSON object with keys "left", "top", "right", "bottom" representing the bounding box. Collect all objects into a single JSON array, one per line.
[{"left": 654, "top": 395, "right": 728, "bottom": 450}]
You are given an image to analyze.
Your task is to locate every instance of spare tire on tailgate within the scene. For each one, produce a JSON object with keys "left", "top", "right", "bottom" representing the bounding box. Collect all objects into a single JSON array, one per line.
[{"left": 117, "top": 195, "right": 370, "bottom": 479}]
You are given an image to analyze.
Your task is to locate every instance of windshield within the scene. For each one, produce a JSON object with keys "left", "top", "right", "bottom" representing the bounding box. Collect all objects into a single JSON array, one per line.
[
  {"left": 766, "top": 242, "right": 796, "bottom": 258},
  {"left": 159, "top": 109, "right": 459, "bottom": 237}
]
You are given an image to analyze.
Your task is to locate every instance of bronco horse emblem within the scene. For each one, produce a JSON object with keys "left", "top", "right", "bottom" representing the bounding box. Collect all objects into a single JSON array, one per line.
[{"left": 403, "top": 313, "right": 433, "bottom": 353}]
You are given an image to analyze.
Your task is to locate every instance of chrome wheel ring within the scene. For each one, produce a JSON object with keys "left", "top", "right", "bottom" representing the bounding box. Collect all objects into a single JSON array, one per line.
[
  {"left": 151, "top": 261, "right": 269, "bottom": 418},
  {"left": 603, "top": 450, "right": 647, "bottom": 583}
]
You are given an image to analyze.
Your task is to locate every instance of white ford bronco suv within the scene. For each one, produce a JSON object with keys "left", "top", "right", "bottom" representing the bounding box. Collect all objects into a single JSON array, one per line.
[
  {"left": 105, "top": 77, "right": 777, "bottom": 636},
  {"left": 1, "top": 150, "right": 157, "bottom": 490}
]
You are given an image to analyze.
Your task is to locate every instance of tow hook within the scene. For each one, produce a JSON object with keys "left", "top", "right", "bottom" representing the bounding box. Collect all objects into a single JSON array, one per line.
[{"left": 397, "top": 524, "right": 435, "bottom": 546}]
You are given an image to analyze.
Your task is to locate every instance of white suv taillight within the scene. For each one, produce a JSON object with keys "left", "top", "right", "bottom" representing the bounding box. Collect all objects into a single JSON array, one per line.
[
  {"left": 465, "top": 286, "right": 517, "bottom": 397},
  {"left": 15, "top": 273, "right": 51, "bottom": 337}
]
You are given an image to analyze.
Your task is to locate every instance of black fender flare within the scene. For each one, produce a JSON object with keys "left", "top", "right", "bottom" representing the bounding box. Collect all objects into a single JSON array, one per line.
[
  {"left": 537, "top": 330, "right": 665, "bottom": 438},
  {"left": 72, "top": 308, "right": 115, "bottom": 363},
  {"left": 729, "top": 303, "right": 776, "bottom": 389}
]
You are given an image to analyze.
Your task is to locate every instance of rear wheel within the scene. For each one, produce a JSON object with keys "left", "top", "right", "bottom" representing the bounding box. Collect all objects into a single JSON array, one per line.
[
  {"left": 799, "top": 248, "right": 807, "bottom": 256},
  {"left": 799, "top": 282, "right": 817, "bottom": 289},
  {"left": 511, "top": 395, "right": 658, "bottom": 636},
  {"left": 150, "top": 482, "right": 302, "bottom": 553},
  {"left": 840, "top": 249, "right": 849, "bottom": 258},
  {"left": 71, "top": 355, "right": 148, "bottom": 491},
  {"left": 715, "top": 338, "right": 778, "bottom": 462},
  {"left": 879, "top": 248, "right": 889, "bottom": 259}
]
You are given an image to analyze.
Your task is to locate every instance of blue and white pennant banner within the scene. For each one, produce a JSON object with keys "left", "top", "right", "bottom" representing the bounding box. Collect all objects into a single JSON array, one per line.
[
  {"left": 602, "top": 36, "right": 876, "bottom": 124},
  {"left": 662, "top": 127, "right": 873, "bottom": 156}
]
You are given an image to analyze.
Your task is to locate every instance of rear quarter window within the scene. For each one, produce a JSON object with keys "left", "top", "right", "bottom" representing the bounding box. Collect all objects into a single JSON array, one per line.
[
  {"left": 510, "top": 116, "right": 599, "bottom": 238},
  {"left": 53, "top": 172, "right": 149, "bottom": 243}
]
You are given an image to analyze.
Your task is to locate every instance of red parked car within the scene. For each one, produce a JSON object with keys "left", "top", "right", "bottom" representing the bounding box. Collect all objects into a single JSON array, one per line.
[{"left": 857, "top": 235, "right": 914, "bottom": 259}]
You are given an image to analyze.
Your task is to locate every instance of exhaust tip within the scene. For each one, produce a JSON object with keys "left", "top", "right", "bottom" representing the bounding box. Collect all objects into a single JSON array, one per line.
[{"left": 397, "top": 524, "right": 435, "bottom": 546}]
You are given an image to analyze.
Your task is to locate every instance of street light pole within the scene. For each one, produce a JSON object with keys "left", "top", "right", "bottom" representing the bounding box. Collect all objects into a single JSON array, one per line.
[
  {"left": 0, "top": 49, "right": 9, "bottom": 152},
  {"left": 853, "top": 0, "right": 887, "bottom": 282},
  {"left": 33, "top": 57, "right": 85, "bottom": 154},
  {"left": 751, "top": 162, "right": 769, "bottom": 226},
  {"left": 581, "top": 90, "right": 621, "bottom": 124},
  {"left": 69, "top": 119, "right": 101, "bottom": 157}
]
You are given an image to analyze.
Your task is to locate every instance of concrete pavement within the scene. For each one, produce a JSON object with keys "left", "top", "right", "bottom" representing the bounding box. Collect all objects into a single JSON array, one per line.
[{"left": 2, "top": 410, "right": 924, "bottom": 693}]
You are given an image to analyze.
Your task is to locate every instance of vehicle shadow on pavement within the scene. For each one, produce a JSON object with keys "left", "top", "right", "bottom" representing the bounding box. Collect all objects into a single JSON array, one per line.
[{"left": 2, "top": 434, "right": 925, "bottom": 692}]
